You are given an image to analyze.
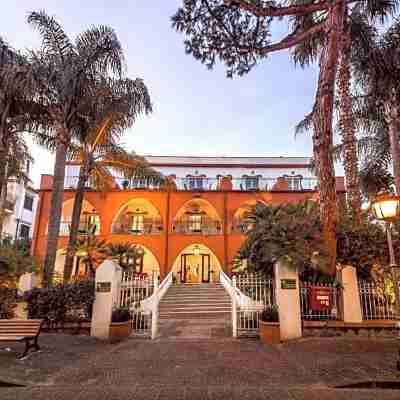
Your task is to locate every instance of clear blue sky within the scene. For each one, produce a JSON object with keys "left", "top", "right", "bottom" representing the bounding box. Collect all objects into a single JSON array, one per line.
[{"left": 3, "top": 1, "right": 342, "bottom": 187}]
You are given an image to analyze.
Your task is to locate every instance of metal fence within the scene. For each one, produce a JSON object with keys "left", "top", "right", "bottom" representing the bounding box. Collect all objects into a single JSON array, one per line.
[
  {"left": 359, "top": 280, "right": 397, "bottom": 320},
  {"left": 235, "top": 274, "right": 275, "bottom": 336},
  {"left": 118, "top": 272, "right": 155, "bottom": 336},
  {"left": 300, "top": 282, "right": 342, "bottom": 320}
]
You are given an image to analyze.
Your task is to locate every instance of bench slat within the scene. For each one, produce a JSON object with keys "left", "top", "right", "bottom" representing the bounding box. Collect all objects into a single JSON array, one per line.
[{"left": 0, "top": 336, "right": 25, "bottom": 341}]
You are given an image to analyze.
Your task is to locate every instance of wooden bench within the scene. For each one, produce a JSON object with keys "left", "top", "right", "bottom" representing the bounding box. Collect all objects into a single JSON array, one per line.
[{"left": 0, "top": 319, "right": 43, "bottom": 359}]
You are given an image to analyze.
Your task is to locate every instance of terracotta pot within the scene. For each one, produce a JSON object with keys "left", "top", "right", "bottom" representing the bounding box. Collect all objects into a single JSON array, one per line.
[
  {"left": 259, "top": 321, "right": 280, "bottom": 345},
  {"left": 109, "top": 321, "right": 131, "bottom": 341}
]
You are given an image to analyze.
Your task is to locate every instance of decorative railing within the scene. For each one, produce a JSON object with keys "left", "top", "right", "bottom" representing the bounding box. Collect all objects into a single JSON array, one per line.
[
  {"left": 300, "top": 282, "right": 342, "bottom": 321},
  {"left": 112, "top": 219, "right": 163, "bottom": 235},
  {"left": 359, "top": 280, "right": 398, "bottom": 320},
  {"left": 59, "top": 221, "right": 100, "bottom": 236},
  {"left": 64, "top": 175, "right": 319, "bottom": 192},
  {"left": 220, "top": 271, "right": 275, "bottom": 337},
  {"left": 231, "top": 219, "right": 253, "bottom": 234},
  {"left": 172, "top": 218, "right": 222, "bottom": 235}
]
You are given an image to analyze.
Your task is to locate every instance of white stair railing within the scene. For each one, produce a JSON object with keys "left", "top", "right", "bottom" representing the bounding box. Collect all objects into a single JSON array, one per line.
[
  {"left": 220, "top": 271, "right": 267, "bottom": 338},
  {"left": 140, "top": 271, "right": 173, "bottom": 339}
]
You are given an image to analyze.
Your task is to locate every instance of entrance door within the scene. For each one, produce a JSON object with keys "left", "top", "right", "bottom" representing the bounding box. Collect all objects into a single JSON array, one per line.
[
  {"left": 201, "top": 254, "right": 211, "bottom": 283},
  {"left": 180, "top": 254, "right": 188, "bottom": 283}
]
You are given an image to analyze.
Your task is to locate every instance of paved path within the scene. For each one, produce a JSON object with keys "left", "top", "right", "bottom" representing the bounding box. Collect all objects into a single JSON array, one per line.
[{"left": 1, "top": 334, "right": 400, "bottom": 399}]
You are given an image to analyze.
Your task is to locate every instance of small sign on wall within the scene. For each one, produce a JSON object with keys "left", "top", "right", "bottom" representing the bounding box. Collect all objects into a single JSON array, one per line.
[
  {"left": 281, "top": 279, "right": 297, "bottom": 290},
  {"left": 96, "top": 282, "right": 111, "bottom": 293},
  {"left": 309, "top": 287, "right": 332, "bottom": 310}
]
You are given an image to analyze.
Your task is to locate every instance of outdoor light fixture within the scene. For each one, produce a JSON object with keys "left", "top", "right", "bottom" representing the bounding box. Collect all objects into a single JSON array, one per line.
[
  {"left": 193, "top": 245, "right": 200, "bottom": 256},
  {"left": 371, "top": 193, "right": 400, "bottom": 221}
]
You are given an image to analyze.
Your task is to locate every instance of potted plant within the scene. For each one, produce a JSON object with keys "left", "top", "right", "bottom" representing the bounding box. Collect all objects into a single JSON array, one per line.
[
  {"left": 259, "top": 305, "right": 280, "bottom": 345},
  {"left": 109, "top": 307, "right": 131, "bottom": 341}
]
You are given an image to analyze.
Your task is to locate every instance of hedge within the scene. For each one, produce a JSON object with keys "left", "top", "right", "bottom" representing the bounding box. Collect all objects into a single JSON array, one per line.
[
  {"left": 0, "top": 287, "right": 18, "bottom": 319},
  {"left": 23, "top": 281, "right": 95, "bottom": 324}
]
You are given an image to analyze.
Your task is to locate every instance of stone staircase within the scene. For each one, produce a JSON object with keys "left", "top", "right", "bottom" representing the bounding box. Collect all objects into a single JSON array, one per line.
[{"left": 159, "top": 283, "right": 231, "bottom": 320}]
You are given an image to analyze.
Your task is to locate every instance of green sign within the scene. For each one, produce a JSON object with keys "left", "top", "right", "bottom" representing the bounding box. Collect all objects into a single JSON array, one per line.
[
  {"left": 281, "top": 279, "right": 297, "bottom": 290},
  {"left": 96, "top": 282, "right": 111, "bottom": 293}
]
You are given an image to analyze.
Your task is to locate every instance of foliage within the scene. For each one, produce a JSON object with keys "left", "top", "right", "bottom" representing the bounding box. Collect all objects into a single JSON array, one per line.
[
  {"left": 0, "top": 237, "right": 39, "bottom": 287},
  {"left": 103, "top": 242, "right": 144, "bottom": 270},
  {"left": 111, "top": 307, "right": 131, "bottom": 323},
  {"left": 23, "top": 281, "right": 95, "bottom": 324},
  {"left": 0, "top": 287, "right": 18, "bottom": 319},
  {"left": 260, "top": 305, "right": 279, "bottom": 323},
  {"left": 237, "top": 200, "right": 329, "bottom": 276},
  {"left": 336, "top": 208, "right": 400, "bottom": 279}
]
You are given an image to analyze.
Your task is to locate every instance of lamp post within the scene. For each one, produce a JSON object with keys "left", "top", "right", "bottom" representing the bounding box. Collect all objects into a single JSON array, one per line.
[{"left": 370, "top": 193, "right": 400, "bottom": 315}]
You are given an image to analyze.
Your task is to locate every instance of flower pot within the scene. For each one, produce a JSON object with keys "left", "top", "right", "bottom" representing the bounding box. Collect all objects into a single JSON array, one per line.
[
  {"left": 259, "top": 321, "right": 280, "bottom": 345},
  {"left": 109, "top": 321, "right": 131, "bottom": 341}
]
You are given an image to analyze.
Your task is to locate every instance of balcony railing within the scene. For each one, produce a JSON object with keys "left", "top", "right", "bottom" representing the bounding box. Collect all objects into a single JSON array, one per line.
[
  {"left": 63, "top": 175, "right": 319, "bottom": 192},
  {"left": 112, "top": 220, "right": 163, "bottom": 235},
  {"left": 59, "top": 221, "right": 100, "bottom": 236},
  {"left": 231, "top": 219, "right": 253, "bottom": 234},
  {"left": 172, "top": 218, "right": 222, "bottom": 235}
]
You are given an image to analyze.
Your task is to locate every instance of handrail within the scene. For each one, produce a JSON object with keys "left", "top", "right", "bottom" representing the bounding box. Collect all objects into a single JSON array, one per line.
[{"left": 140, "top": 271, "right": 173, "bottom": 339}]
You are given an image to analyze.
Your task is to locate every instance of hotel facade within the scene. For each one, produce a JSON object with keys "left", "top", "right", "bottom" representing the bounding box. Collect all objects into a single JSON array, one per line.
[{"left": 31, "top": 156, "right": 345, "bottom": 281}]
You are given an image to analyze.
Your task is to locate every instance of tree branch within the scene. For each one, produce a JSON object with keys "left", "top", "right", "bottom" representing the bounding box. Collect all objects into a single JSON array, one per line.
[
  {"left": 239, "top": 21, "right": 325, "bottom": 55},
  {"left": 225, "top": 0, "right": 339, "bottom": 17}
]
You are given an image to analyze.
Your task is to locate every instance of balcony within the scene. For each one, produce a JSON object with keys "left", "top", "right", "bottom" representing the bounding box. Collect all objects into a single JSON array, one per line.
[
  {"left": 63, "top": 175, "right": 319, "bottom": 192},
  {"left": 59, "top": 220, "right": 100, "bottom": 236},
  {"left": 231, "top": 219, "right": 254, "bottom": 234},
  {"left": 172, "top": 218, "right": 222, "bottom": 235},
  {"left": 112, "top": 219, "right": 163, "bottom": 235}
]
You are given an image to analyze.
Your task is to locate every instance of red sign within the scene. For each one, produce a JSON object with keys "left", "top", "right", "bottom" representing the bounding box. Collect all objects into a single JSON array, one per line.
[{"left": 309, "top": 287, "right": 333, "bottom": 311}]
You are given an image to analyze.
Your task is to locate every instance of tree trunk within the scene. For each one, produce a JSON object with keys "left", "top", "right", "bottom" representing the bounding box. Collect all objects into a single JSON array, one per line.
[
  {"left": 338, "top": 24, "right": 361, "bottom": 213},
  {"left": 42, "top": 138, "right": 68, "bottom": 287},
  {"left": 0, "top": 158, "right": 8, "bottom": 238},
  {"left": 384, "top": 102, "right": 400, "bottom": 194},
  {"left": 63, "top": 163, "right": 89, "bottom": 282},
  {"left": 312, "top": 2, "right": 344, "bottom": 275}
]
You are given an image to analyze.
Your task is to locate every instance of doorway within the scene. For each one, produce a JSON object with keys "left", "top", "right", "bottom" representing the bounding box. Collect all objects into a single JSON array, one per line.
[{"left": 180, "top": 253, "right": 211, "bottom": 283}]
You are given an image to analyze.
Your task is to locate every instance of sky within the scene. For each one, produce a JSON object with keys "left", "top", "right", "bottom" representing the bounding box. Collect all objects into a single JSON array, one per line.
[{"left": 2, "top": 1, "right": 339, "bottom": 187}]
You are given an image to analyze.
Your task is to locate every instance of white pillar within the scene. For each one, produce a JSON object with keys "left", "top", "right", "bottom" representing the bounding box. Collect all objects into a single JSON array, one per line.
[
  {"left": 232, "top": 276, "right": 238, "bottom": 338},
  {"left": 340, "top": 265, "right": 363, "bottom": 323},
  {"left": 90, "top": 260, "right": 122, "bottom": 340},
  {"left": 274, "top": 261, "right": 302, "bottom": 341},
  {"left": 18, "top": 272, "right": 37, "bottom": 295},
  {"left": 151, "top": 277, "right": 159, "bottom": 340}
]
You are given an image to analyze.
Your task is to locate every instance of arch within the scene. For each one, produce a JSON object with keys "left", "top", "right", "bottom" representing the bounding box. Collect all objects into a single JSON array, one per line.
[
  {"left": 171, "top": 243, "right": 222, "bottom": 284},
  {"left": 174, "top": 198, "right": 221, "bottom": 221},
  {"left": 48, "top": 198, "right": 101, "bottom": 236},
  {"left": 233, "top": 199, "right": 267, "bottom": 220},
  {"left": 128, "top": 243, "right": 161, "bottom": 277},
  {"left": 111, "top": 198, "right": 163, "bottom": 234}
]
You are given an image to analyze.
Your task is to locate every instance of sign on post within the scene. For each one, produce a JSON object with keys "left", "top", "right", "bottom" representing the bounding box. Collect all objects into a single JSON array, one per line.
[
  {"left": 281, "top": 279, "right": 297, "bottom": 290},
  {"left": 96, "top": 282, "right": 111, "bottom": 293},
  {"left": 309, "top": 287, "right": 332, "bottom": 311}
]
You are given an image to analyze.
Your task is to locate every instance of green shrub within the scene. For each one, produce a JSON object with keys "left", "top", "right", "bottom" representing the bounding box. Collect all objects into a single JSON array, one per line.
[
  {"left": 111, "top": 307, "right": 131, "bottom": 323},
  {"left": 23, "top": 281, "right": 95, "bottom": 324},
  {"left": 0, "top": 287, "right": 18, "bottom": 319},
  {"left": 260, "top": 305, "right": 279, "bottom": 322}
]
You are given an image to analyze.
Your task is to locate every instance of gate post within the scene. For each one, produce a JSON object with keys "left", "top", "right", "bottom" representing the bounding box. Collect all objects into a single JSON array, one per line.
[
  {"left": 151, "top": 277, "right": 159, "bottom": 340},
  {"left": 91, "top": 260, "right": 122, "bottom": 340},
  {"left": 339, "top": 265, "right": 362, "bottom": 323},
  {"left": 232, "top": 276, "right": 238, "bottom": 338},
  {"left": 274, "top": 261, "right": 302, "bottom": 341}
]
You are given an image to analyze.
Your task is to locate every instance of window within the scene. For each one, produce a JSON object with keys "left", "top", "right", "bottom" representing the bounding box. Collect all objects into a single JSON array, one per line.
[
  {"left": 244, "top": 176, "right": 259, "bottom": 191},
  {"left": 189, "top": 215, "right": 202, "bottom": 232},
  {"left": 186, "top": 176, "right": 205, "bottom": 191},
  {"left": 19, "top": 224, "right": 30, "bottom": 240},
  {"left": 24, "top": 195, "right": 34, "bottom": 211},
  {"left": 286, "top": 176, "right": 302, "bottom": 191},
  {"left": 131, "top": 214, "right": 144, "bottom": 232}
]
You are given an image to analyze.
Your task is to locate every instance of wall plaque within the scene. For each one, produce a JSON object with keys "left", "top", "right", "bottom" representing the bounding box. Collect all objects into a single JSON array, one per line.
[
  {"left": 281, "top": 279, "right": 297, "bottom": 290},
  {"left": 96, "top": 282, "right": 111, "bottom": 293}
]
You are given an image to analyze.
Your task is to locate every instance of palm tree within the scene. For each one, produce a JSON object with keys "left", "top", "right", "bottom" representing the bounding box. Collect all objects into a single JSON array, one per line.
[
  {"left": 291, "top": 3, "right": 397, "bottom": 213},
  {"left": 62, "top": 79, "right": 161, "bottom": 281},
  {"left": 0, "top": 37, "right": 42, "bottom": 235},
  {"left": 27, "top": 11, "right": 126, "bottom": 286},
  {"left": 352, "top": 19, "right": 400, "bottom": 194},
  {"left": 103, "top": 242, "right": 144, "bottom": 271}
]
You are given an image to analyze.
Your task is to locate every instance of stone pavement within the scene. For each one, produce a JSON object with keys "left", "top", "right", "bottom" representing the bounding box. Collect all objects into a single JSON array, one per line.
[{"left": 1, "top": 334, "right": 400, "bottom": 399}]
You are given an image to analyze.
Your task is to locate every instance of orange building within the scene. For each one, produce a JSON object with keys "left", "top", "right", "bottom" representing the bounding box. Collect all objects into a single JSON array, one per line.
[{"left": 32, "top": 156, "right": 345, "bottom": 281}]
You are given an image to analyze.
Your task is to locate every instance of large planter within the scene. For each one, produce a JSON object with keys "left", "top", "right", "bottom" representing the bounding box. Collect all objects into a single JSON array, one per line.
[
  {"left": 109, "top": 321, "right": 131, "bottom": 341},
  {"left": 259, "top": 321, "right": 280, "bottom": 345}
]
